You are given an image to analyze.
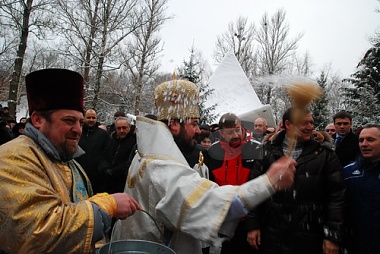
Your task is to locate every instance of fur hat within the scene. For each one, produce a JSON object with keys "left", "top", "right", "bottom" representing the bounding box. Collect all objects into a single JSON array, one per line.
[
  {"left": 154, "top": 78, "right": 200, "bottom": 121},
  {"left": 25, "top": 69, "right": 84, "bottom": 115}
]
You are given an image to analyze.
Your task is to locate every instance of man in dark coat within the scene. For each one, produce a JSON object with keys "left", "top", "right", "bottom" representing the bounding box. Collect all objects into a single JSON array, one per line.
[
  {"left": 107, "top": 111, "right": 126, "bottom": 136},
  {"left": 248, "top": 107, "right": 345, "bottom": 254},
  {"left": 332, "top": 111, "right": 360, "bottom": 167},
  {"left": 106, "top": 116, "right": 136, "bottom": 193},
  {"left": 76, "top": 109, "right": 111, "bottom": 194},
  {"left": 0, "top": 107, "right": 15, "bottom": 123},
  {"left": 0, "top": 119, "right": 13, "bottom": 145}
]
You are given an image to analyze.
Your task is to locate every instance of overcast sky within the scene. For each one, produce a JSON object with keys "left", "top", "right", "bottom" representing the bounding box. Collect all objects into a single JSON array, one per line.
[{"left": 159, "top": 0, "right": 380, "bottom": 78}]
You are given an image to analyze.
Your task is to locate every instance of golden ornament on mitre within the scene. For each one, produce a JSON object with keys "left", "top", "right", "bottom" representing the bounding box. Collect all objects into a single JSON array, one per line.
[{"left": 154, "top": 74, "right": 200, "bottom": 121}]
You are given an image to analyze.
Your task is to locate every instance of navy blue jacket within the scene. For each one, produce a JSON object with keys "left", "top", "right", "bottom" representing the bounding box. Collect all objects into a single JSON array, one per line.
[{"left": 343, "top": 157, "right": 380, "bottom": 253}]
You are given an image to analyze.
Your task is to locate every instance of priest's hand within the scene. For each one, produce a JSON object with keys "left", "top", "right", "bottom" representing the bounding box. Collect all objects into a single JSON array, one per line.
[
  {"left": 323, "top": 239, "right": 339, "bottom": 254},
  {"left": 266, "top": 156, "right": 296, "bottom": 191},
  {"left": 111, "top": 193, "right": 142, "bottom": 219},
  {"left": 247, "top": 229, "right": 261, "bottom": 250}
]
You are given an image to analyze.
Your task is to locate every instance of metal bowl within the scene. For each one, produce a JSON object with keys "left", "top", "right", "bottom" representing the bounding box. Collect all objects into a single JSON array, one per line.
[{"left": 98, "top": 240, "right": 176, "bottom": 254}]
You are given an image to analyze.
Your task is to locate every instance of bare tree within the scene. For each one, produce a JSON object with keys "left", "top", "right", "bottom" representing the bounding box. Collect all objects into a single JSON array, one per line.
[
  {"left": 0, "top": 27, "right": 16, "bottom": 103},
  {"left": 255, "top": 9, "right": 303, "bottom": 75},
  {"left": 213, "top": 16, "right": 257, "bottom": 79},
  {"left": 121, "top": 0, "right": 170, "bottom": 115},
  {"left": 251, "top": 75, "right": 291, "bottom": 122},
  {"left": 369, "top": 0, "right": 380, "bottom": 45},
  {"left": 54, "top": 0, "right": 142, "bottom": 111},
  {"left": 326, "top": 73, "right": 351, "bottom": 114},
  {"left": 254, "top": 9, "right": 303, "bottom": 104},
  {"left": 0, "top": 0, "right": 55, "bottom": 117},
  {"left": 285, "top": 51, "right": 314, "bottom": 76}
]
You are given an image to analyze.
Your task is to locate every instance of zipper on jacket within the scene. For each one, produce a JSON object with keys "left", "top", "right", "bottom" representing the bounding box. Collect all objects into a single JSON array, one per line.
[
  {"left": 236, "top": 159, "right": 239, "bottom": 183},
  {"left": 225, "top": 160, "right": 228, "bottom": 182}
]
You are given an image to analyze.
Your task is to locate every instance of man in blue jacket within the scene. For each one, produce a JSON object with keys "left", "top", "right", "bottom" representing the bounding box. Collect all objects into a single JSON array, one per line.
[{"left": 343, "top": 124, "right": 380, "bottom": 254}]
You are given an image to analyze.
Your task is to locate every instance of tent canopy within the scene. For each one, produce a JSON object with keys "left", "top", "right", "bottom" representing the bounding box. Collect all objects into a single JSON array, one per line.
[{"left": 205, "top": 50, "right": 275, "bottom": 127}]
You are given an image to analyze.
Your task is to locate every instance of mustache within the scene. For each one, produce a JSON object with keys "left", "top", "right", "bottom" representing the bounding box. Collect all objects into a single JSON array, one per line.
[
  {"left": 67, "top": 133, "right": 81, "bottom": 140},
  {"left": 229, "top": 138, "right": 241, "bottom": 148}
]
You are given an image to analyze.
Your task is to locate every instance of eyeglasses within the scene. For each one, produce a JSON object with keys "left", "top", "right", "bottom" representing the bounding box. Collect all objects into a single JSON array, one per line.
[
  {"left": 325, "top": 129, "right": 335, "bottom": 132},
  {"left": 336, "top": 122, "right": 350, "bottom": 126}
]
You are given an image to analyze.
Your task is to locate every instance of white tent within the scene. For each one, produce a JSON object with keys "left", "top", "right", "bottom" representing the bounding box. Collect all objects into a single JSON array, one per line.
[{"left": 204, "top": 50, "right": 276, "bottom": 127}]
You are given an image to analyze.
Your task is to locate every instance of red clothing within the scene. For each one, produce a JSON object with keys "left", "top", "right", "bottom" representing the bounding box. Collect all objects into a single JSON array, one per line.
[{"left": 208, "top": 129, "right": 255, "bottom": 186}]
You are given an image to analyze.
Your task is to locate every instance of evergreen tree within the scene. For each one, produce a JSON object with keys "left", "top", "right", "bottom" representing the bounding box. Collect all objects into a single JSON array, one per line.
[
  {"left": 343, "top": 43, "right": 380, "bottom": 127},
  {"left": 310, "top": 71, "right": 330, "bottom": 130},
  {"left": 177, "top": 46, "right": 217, "bottom": 124}
]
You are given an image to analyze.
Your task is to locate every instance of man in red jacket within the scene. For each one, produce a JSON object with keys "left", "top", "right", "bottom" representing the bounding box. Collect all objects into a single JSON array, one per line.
[{"left": 206, "top": 112, "right": 263, "bottom": 254}]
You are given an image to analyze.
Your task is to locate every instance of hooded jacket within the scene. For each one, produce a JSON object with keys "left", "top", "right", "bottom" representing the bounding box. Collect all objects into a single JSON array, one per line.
[{"left": 206, "top": 128, "right": 262, "bottom": 186}]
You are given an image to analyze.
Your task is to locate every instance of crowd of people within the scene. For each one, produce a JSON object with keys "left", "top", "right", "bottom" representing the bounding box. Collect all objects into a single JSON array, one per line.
[
  {"left": 0, "top": 106, "right": 27, "bottom": 145},
  {"left": 0, "top": 68, "right": 377, "bottom": 254}
]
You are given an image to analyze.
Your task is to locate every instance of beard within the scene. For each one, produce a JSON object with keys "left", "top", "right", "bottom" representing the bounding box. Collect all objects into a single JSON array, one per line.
[
  {"left": 173, "top": 126, "right": 198, "bottom": 155},
  {"left": 228, "top": 138, "right": 242, "bottom": 148},
  {"left": 57, "top": 139, "right": 79, "bottom": 161}
]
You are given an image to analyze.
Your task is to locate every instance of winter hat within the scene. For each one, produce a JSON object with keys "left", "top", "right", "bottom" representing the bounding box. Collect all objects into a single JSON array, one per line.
[
  {"left": 218, "top": 113, "right": 240, "bottom": 129},
  {"left": 200, "top": 124, "right": 210, "bottom": 131},
  {"left": 25, "top": 69, "right": 84, "bottom": 115},
  {"left": 154, "top": 76, "right": 200, "bottom": 121}
]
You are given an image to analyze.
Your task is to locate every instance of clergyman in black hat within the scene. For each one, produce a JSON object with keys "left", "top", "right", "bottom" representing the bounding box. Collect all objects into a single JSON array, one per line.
[{"left": 0, "top": 68, "right": 141, "bottom": 253}]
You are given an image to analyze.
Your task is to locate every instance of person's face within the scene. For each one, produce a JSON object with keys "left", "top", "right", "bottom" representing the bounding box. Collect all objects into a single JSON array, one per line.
[
  {"left": 325, "top": 123, "right": 336, "bottom": 137},
  {"left": 33, "top": 110, "right": 84, "bottom": 159},
  {"left": 359, "top": 127, "right": 380, "bottom": 162},
  {"left": 254, "top": 119, "right": 267, "bottom": 135},
  {"left": 334, "top": 117, "right": 351, "bottom": 136},
  {"left": 84, "top": 110, "right": 97, "bottom": 127},
  {"left": 20, "top": 118, "right": 27, "bottom": 124},
  {"left": 200, "top": 137, "right": 212, "bottom": 150},
  {"left": 286, "top": 113, "right": 314, "bottom": 142},
  {"left": 115, "top": 119, "right": 131, "bottom": 139},
  {"left": 172, "top": 119, "right": 200, "bottom": 154},
  {"left": 220, "top": 123, "right": 243, "bottom": 148}
]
